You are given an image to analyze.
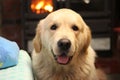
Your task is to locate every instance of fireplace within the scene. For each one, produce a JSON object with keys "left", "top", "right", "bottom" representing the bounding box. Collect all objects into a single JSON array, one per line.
[
  {"left": 30, "top": 0, "right": 53, "bottom": 14},
  {"left": 21, "top": 0, "right": 115, "bottom": 57}
]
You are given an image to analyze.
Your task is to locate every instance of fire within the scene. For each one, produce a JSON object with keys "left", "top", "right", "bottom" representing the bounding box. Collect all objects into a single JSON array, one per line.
[{"left": 31, "top": 0, "right": 53, "bottom": 14}]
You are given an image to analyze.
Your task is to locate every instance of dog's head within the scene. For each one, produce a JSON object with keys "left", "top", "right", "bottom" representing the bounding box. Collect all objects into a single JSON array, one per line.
[{"left": 33, "top": 9, "right": 91, "bottom": 65}]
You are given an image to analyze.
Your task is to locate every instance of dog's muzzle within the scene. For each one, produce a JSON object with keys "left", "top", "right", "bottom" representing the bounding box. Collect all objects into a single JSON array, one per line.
[
  {"left": 57, "top": 39, "right": 71, "bottom": 52},
  {"left": 52, "top": 39, "right": 73, "bottom": 65}
]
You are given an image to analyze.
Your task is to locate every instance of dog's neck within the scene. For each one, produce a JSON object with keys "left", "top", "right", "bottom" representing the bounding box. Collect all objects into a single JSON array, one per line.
[
  {"left": 41, "top": 54, "right": 97, "bottom": 80},
  {"left": 34, "top": 49, "right": 98, "bottom": 80}
]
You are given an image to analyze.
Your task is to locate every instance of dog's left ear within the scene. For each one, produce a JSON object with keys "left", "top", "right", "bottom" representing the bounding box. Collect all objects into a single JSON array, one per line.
[
  {"left": 80, "top": 23, "right": 91, "bottom": 53},
  {"left": 84, "top": 25, "right": 91, "bottom": 49},
  {"left": 33, "top": 20, "right": 43, "bottom": 53}
]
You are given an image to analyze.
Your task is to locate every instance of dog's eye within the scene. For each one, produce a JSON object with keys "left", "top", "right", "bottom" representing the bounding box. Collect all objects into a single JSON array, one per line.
[
  {"left": 72, "top": 25, "right": 79, "bottom": 31},
  {"left": 50, "top": 24, "right": 58, "bottom": 30}
]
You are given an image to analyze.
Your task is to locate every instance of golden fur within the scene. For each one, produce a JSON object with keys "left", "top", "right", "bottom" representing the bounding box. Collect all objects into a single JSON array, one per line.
[{"left": 32, "top": 9, "right": 106, "bottom": 80}]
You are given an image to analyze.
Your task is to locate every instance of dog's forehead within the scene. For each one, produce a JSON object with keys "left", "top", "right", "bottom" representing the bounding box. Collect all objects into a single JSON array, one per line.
[{"left": 45, "top": 9, "right": 81, "bottom": 23}]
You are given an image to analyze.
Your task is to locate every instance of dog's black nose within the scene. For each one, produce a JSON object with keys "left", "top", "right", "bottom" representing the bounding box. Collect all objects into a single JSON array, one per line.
[{"left": 57, "top": 39, "right": 71, "bottom": 51}]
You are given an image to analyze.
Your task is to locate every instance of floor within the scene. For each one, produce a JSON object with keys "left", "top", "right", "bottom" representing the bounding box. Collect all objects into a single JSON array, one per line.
[{"left": 108, "top": 74, "right": 120, "bottom": 80}]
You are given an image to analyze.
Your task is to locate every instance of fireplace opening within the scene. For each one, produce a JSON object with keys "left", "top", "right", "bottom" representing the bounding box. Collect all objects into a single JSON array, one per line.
[{"left": 30, "top": 0, "right": 53, "bottom": 14}]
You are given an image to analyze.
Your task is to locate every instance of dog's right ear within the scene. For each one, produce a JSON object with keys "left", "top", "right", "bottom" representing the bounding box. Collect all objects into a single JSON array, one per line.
[{"left": 33, "top": 20, "right": 43, "bottom": 53}]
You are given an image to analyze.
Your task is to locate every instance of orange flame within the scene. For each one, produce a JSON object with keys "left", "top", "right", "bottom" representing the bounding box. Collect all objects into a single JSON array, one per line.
[{"left": 31, "top": 0, "right": 53, "bottom": 14}]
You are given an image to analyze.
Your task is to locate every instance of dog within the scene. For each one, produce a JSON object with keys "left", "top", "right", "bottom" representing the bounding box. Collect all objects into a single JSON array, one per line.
[{"left": 32, "top": 8, "right": 107, "bottom": 80}]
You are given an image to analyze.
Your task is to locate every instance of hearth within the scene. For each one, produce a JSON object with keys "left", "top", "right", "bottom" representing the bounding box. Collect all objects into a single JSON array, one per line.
[{"left": 21, "top": 0, "right": 115, "bottom": 57}]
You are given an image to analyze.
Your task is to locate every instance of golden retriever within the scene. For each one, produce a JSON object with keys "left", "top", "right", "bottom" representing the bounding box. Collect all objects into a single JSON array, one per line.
[{"left": 32, "top": 8, "right": 107, "bottom": 80}]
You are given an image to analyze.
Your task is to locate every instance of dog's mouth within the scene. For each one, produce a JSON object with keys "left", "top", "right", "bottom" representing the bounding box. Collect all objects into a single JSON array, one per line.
[
  {"left": 56, "top": 54, "right": 72, "bottom": 65},
  {"left": 51, "top": 49, "right": 72, "bottom": 65}
]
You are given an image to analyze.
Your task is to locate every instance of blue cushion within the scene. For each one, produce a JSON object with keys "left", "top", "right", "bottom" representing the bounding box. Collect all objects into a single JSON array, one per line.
[
  {"left": 0, "top": 37, "right": 19, "bottom": 69},
  {"left": 0, "top": 50, "right": 34, "bottom": 80}
]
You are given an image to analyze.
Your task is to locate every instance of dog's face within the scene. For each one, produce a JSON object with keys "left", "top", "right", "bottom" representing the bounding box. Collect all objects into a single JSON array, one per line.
[{"left": 33, "top": 9, "right": 91, "bottom": 65}]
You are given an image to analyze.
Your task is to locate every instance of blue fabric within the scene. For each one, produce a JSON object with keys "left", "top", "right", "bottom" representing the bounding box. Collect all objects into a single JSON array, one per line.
[
  {"left": 0, "top": 50, "right": 34, "bottom": 80},
  {"left": 0, "top": 37, "right": 19, "bottom": 69}
]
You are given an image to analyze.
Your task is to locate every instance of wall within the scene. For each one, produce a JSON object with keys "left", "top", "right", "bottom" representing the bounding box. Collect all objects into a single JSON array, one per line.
[
  {"left": 1, "top": 0, "right": 23, "bottom": 48},
  {"left": 0, "top": 0, "right": 1, "bottom": 34}
]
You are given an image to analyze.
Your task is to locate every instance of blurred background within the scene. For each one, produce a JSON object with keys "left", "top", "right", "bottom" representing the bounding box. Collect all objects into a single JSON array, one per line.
[{"left": 0, "top": 0, "right": 120, "bottom": 79}]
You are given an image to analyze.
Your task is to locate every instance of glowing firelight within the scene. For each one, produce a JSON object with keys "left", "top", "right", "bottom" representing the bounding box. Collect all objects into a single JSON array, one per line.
[
  {"left": 44, "top": 4, "right": 53, "bottom": 12},
  {"left": 35, "top": 1, "right": 44, "bottom": 10},
  {"left": 30, "top": 0, "right": 53, "bottom": 14}
]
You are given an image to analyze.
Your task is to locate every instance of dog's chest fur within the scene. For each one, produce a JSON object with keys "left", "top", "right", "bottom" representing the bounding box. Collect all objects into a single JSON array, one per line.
[
  {"left": 33, "top": 50, "right": 98, "bottom": 80},
  {"left": 34, "top": 62, "right": 98, "bottom": 80}
]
